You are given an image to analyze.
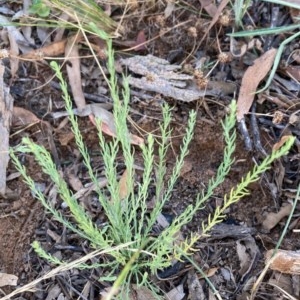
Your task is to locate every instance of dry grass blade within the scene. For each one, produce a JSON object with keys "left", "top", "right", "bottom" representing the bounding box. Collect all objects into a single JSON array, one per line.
[{"left": 267, "top": 282, "right": 298, "bottom": 300}]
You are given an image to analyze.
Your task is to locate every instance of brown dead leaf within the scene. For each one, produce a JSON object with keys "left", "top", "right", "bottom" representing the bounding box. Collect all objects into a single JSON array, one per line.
[
  {"left": 164, "top": 1, "right": 176, "bottom": 18},
  {"left": 52, "top": 103, "right": 144, "bottom": 146},
  {"left": 180, "top": 160, "right": 193, "bottom": 177},
  {"left": 236, "top": 237, "right": 259, "bottom": 277},
  {"left": 292, "top": 49, "right": 300, "bottom": 63},
  {"left": 272, "top": 135, "right": 293, "bottom": 151},
  {"left": 88, "top": 105, "right": 144, "bottom": 146},
  {"left": 66, "top": 173, "right": 83, "bottom": 192},
  {"left": 54, "top": 13, "right": 70, "bottom": 42},
  {"left": 290, "top": 5, "right": 300, "bottom": 23},
  {"left": 205, "top": 267, "right": 218, "bottom": 277},
  {"left": 130, "top": 284, "right": 158, "bottom": 300},
  {"left": 7, "top": 27, "right": 19, "bottom": 79},
  {"left": 285, "top": 65, "right": 300, "bottom": 81},
  {"left": 237, "top": 48, "right": 278, "bottom": 121},
  {"left": 65, "top": 35, "right": 86, "bottom": 111},
  {"left": 118, "top": 169, "right": 129, "bottom": 200},
  {"left": 262, "top": 203, "right": 293, "bottom": 231},
  {"left": 134, "top": 30, "right": 147, "bottom": 52},
  {"left": 236, "top": 240, "right": 251, "bottom": 275},
  {"left": 0, "top": 273, "right": 18, "bottom": 287},
  {"left": 12, "top": 106, "right": 40, "bottom": 126},
  {"left": 198, "top": 0, "right": 230, "bottom": 45},
  {"left": 58, "top": 131, "right": 75, "bottom": 146},
  {"left": 230, "top": 38, "right": 262, "bottom": 58},
  {"left": 199, "top": 0, "right": 218, "bottom": 17},
  {"left": 21, "top": 39, "right": 67, "bottom": 60},
  {"left": 265, "top": 249, "right": 300, "bottom": 274},
  {"left": 166, "top": 284, "right": 185, "bottom": 300},
  {"left": 289, "top": 111, "right": 300, "bottom": 126},
  {"left": 128, "top": 133, "right": 144, "bottom": 146},
  {"left": 21, "top": 32, "right": 83, "bottom": 60}
]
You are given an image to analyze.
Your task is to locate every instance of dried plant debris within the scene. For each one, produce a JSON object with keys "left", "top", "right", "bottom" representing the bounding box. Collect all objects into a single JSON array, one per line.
[
  {"left": 262, "top": 202, "right": 293, "bottom": 231},
  {"left": 0, "top": 64, "right": 14, "bottom": 196},
  {"left": 237, "top": 48, "right": 277, "bottom": 122},
  {"left": 120, "top": 55, "right": 235, "bottom": 101},
  {"left": 266, "top": 249, "right": 300, "bottom": 275},
  {"left": 208, "top": 223, "right": 257, "bottom": 240},
  {"left": 0, "top": 272, "right": 18, "bottom": 287}
]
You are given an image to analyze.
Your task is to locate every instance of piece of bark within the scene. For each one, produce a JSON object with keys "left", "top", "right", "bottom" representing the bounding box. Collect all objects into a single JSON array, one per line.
[
  {"left": 207, "top": 223, "right": 257, "bottom": 240},
  {"left": 0, "top": 64, "right": 14, "bottom": 196},
  {"left": 266, "top": 249, "right": 300, "bottom": 274},
  {"left": 120, "top": 55, "right": 235, "bottom": 101}
]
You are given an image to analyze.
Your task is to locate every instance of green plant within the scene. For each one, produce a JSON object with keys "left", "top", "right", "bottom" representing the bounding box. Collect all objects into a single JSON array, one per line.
[
  {"left": 10, "top": 30, "right": 295, "bottom": 299},
  {"left": 26, "top": 0, "right": 120, "bottom": 35},
  {"left": 29, "top": 0, "right": 51, "bottom": 17},
  {"left": 233, "top": 0, "right": 252, "bottom": 28}
]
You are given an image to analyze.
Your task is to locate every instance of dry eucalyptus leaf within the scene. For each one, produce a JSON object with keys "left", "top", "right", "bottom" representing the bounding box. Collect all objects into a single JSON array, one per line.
[
  {"left": 7, "top": 27, "right": 19, "bottom": 79},
  {"left": 237, "top": 48, "right": 278, "bottom": 121},
  {"left": 66, "top": 173, "right": 83, "bottom": 192},
  {"left": 51, "top": 104, "right": 144, "bottom": 146},
  {"left": 65, "top": 35, "right": 86, "bottom": 110},
  {"left": 12, "top": 106, "right": 40, "bottom": 126},
  {"left": 272, "top": 135, "right": 293, "bottom": 151},
  {"left": 199, "top": 0, "right": 217, "bottom": 17},
  {"left": 54, "top": 13, "right": 70, "bottom": 42},
  {"left": 118, "top": 169, "right": 129, "bottom": 200},
  {"left": 22, "top": 39, "right": 68, "bottom": 60},
  {"left": 230, "top": 38, "right": 262, "bottom": 58},
  {"left": 236, "top": 240, "right": 251, "bottom": 275},
  {"left": 198, "top": 0, "right": 230, "bottom": 45},
  {"left": 58, "top": 131, "right": 75, "bottom": 146},
  {"left": 262, "top": 203, "right": 293, "bottom": 231},
  {"left": 236, "top": 237, "right": 259, "bottom": 276},
  {"left": 285, "top": 65, "right": 300, "bottom": 82}
]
